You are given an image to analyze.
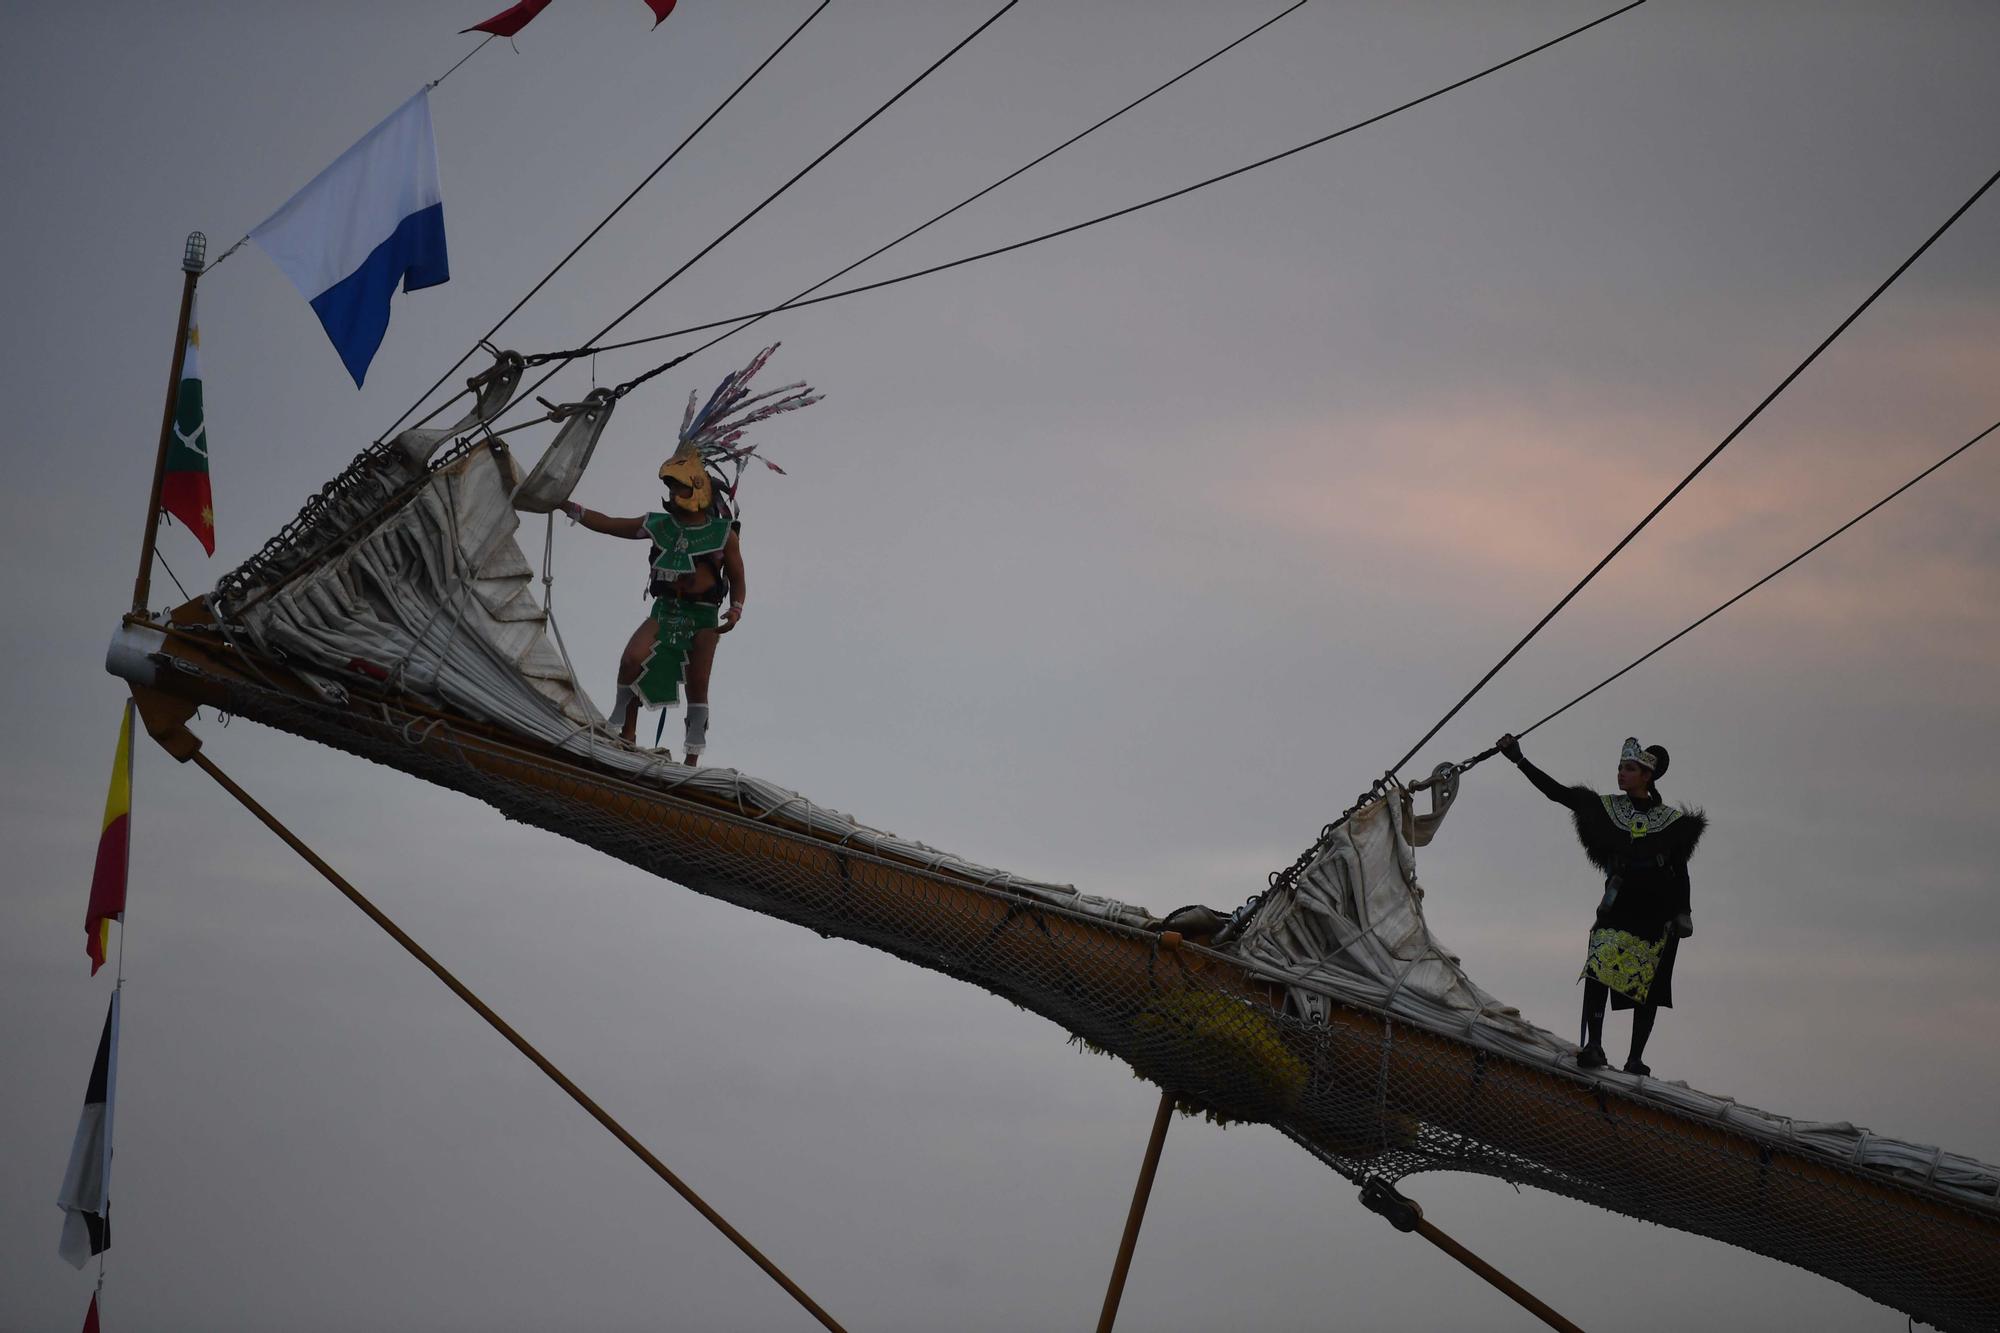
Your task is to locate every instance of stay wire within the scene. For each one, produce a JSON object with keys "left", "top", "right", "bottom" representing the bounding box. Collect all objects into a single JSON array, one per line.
[
  {"left": 1383, "top": 161, "right": 2000, "bottom": 780},
  {"left": 548, "top": 0, "right": 1650, "bottom": 364},
  {"left": 377, "top": 0, "right": 834, "bottom": 444},
  {"left": 204, "top": 33, "right": 507, "bottom": 279},
  {"left": 1513, "top": 416, "right": 2000, "bottom": 743},
  {"left": 430, "top": 33, "right": 497, "bottom": 91},
  {"left": 154, "top": 546, "right": 193, "bottom": 604},
  {"left": 1243, "top": 415, "right": 2000, "bottom": 936},
  {"left": 498, "top": 0, "right": 1021, "bottom": 424},
  {"left": 571, "top": 0, "right": 1315, "bottom": 367}
]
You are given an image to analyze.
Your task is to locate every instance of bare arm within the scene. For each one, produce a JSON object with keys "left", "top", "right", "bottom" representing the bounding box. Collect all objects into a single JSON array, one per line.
[
  {"left": 560, "top": 501, "right": 647, "bottom": 540},
  {"left": 720, "top": 529, "right": 745, "bottom": 631}
]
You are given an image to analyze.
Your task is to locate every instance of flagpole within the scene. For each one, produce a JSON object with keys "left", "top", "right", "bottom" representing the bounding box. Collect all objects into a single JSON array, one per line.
[{"left": 131, "top": 234, "right": 206, "bottom": 615}]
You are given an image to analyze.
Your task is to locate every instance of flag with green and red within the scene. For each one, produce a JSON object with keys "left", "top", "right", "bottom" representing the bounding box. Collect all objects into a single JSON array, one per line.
[{"left": 160, "top": 300, "right": 213, "bottom": 554}]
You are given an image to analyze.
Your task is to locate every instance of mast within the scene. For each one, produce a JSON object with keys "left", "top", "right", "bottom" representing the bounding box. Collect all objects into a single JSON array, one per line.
[{"left": 130, "top": 232, "right": 206, "bottom": 614}]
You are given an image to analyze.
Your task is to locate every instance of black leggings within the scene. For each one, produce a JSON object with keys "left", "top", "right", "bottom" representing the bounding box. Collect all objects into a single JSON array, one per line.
[{"left": 1581, "top": 978, "right": 1658, "bottom": 1060}]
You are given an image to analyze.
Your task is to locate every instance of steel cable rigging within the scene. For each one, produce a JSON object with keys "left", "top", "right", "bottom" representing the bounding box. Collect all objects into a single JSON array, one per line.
[
  {"left": 376, "top": 0, "right": 835, "bottom": 445},
  {"left": 1512, "top": 415, "right": 2000, "bottom": 744},
  {"left": 538, "top": 0, "right": 1316, "bottom": 382},
  {"left": 1243, "top": 411, "right": 2000, "bottom": 934},
  {"left": 1249, "top": 163, "right": 1999, "bottom": 916},
  {"left": 478, "top": 0, "right": 1022, "bottom": 432},
  {"left": 528, "top": 0, "right": 1650, "bottom": 372},
  {"left": 1380, "top": 163, "right": 2000, "bottom": 781}
]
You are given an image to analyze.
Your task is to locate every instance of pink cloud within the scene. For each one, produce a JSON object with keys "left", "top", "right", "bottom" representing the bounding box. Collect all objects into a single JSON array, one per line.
[{"left": 1221, "top": 382, "right": 2000, "bottom": 661}]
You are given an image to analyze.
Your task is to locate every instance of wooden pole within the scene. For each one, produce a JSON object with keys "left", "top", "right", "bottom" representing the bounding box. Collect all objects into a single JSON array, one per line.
[
  {"left": 1094, "top": 1089, "right": 1176, "bottom": 1333},
  {"left": 175, "top": 739, "right": 851, "bottom": 1333},
  {"left": 131, "top": 234, "right": 205, "bottom": 614},
  {"left": 1361, "top": 1178, "right": 1586, "bottom": 1333},
  {"left": 1413, "top": 1218, "right": 1588, "bottom": 1333}
]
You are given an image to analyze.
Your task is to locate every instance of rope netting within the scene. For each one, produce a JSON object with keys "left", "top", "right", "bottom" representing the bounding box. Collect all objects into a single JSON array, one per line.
[{"left": 138, "top": 650, "right": 1999, "bottom": 1333}]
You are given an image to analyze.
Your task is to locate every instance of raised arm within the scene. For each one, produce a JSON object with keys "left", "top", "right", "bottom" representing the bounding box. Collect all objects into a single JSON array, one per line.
[
  {"left": 559, "top": 500, "right": 647, "bottom": 540},
  {"left": 1496, "top": 734, "right": 1596, "bottom": 812}
]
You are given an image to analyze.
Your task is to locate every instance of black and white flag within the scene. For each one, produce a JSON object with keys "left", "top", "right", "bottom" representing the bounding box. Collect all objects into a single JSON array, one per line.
[{"left": 57, "top": 992, "right": 119, "bottom": 1268}]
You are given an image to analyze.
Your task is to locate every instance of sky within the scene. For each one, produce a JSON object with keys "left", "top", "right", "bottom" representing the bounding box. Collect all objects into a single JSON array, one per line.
[{"left": 3, "top": 1, "right": 1997, "bottom": 1329}]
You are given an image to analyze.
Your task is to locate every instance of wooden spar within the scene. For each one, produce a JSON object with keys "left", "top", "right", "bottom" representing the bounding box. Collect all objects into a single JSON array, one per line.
[
  {"left": 111, "top": 615, "right": 2000, "bottom": 1328},
  {"left": 1094, "top": 1088, "right": 1176, "bottom": 1333},
  {"left": 130, "top": 234, "right": 205, "bottom": 615}
]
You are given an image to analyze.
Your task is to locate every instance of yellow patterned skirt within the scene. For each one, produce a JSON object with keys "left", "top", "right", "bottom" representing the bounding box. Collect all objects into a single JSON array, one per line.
[{"left": 1582, "top": 928, "right": 1668, "bottom": 1004}]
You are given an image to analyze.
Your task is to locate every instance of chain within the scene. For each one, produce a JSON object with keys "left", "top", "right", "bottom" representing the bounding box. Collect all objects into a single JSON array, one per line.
[
  {"left": 1224, "top": 743, "right": 1504, "bottom": 946},
  {"left": 1215, "top": 775, "right": 1391, "bottom": 945},
  {"left": 1412, "top": 745, "right": 1499, "bottom": 792}
]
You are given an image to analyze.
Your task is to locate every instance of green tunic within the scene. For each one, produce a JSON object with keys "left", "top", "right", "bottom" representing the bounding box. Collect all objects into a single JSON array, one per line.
[
  {"left": 633, "top": 511, "right": 732, "bottom": 708},
  {"left": 643, "top": 511, "right": 733, "bottom": 581}
]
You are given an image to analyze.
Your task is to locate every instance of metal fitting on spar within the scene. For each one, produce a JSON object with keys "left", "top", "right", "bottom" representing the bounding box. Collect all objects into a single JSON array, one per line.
[{"left": 106, "top": 624, "right": 171, "bottom": 689}]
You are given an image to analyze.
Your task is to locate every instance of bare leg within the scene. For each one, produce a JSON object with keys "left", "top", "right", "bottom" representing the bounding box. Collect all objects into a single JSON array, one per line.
[
  {"left": 616, "top": 619, "right": 656, "bottom": 750},
  {"left": 681, "top": 629, "right": 720, "bottom": 766}
]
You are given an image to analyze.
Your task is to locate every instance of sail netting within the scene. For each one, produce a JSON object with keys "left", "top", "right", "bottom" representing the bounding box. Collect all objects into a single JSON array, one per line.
[{"left": 126, "top": 392, "right": 2000, "bottom": 1332}]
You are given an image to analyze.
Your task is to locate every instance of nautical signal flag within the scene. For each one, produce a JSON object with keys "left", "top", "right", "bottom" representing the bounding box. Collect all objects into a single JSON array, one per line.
[
  {"left": 250, "top": 90, "right": 449, "bottom": 387},
  {"left": 81, "top": 1293, "right": 101, "bottom": 1333},
  {"left": 86, "top": 702, "right": 134, "bottom": 976},
  {"left": 57, "top": 992, "right": 120, "bottom": 1269},
  {"left": 463, "top": 0, "right": 553, "bottom": 37},
  {"left": 160, "top": 298, "right": 214, "bottom": 554},
  {"left": 461, "top": 0, "right": 674, "bottom": 35}
]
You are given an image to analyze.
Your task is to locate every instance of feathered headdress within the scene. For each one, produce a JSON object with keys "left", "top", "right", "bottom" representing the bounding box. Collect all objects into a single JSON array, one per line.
[{"left": 665, "top": 344, "right": 822, "bottom": 512}]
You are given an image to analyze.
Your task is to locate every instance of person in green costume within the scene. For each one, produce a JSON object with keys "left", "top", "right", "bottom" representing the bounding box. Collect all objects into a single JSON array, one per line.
[{"left": 561, "top": 445, "right": 743, "bottom": 761}]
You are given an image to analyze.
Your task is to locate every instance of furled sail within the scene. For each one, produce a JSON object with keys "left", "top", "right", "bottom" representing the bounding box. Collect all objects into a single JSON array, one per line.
[{"left": 113, "top": 363, "right": 2000, "bottom": 1332}]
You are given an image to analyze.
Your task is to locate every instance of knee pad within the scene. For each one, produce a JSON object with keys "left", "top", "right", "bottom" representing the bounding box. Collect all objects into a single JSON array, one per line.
[
  {"left": 683, "top": 702, "right": 710, "bottom": 756},
  {"left": 609, "top": 684, "right": 636, "bottom": 729}
]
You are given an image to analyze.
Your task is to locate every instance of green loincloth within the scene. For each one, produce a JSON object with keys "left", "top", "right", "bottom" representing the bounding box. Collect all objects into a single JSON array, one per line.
[
  {"left": 632, "top": 598, "right": 720, "bottom": 708},
  {"left": 1582, "top": 927, "right": 1668, "bottom": 1004}
]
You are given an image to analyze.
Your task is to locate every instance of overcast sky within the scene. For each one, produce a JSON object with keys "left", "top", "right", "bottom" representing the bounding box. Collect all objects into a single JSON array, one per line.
[{"left": 4, "top": 2, "right": 1997, "bottom": 1329}]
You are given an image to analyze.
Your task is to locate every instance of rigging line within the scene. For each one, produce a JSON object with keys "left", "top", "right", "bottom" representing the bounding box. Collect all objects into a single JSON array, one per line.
[
  {"left": 377, "top": 0, "right": 835, "bottom": 445},
  {"left": 429, "top": 32, "right": 497, "bottom": 90},
  {"left": 185, "top": 745, "right": 853, "bottom": 1333},
  {"left": 202, "top": 31, "right": 509, "bottom": 282},
  {"left": 1383, "top": 160, "right": 2000, "bottom": 780},
  {"left": 1514, "top": 416, "right": 2000, "bottom": 742},
  {"left": 571, "top": 0, "right": 1316, "bottom": 365},
  {"left": 494, "top": 0, "right": 1022, "bottom": 427},
  {"left": 604, "top": 0, "right": 1315, "bottom": 400},
  {"left": 539, "top": 0, "right": 1650, "bottom": 364},
  {"left": 154, "top": 547, "right": 193, "bottom": 605}
]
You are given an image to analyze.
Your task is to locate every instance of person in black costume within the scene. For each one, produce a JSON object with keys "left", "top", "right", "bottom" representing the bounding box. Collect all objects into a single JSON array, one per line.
[{"left": 1495, "top": 733, "right": 1706, "bottom": 1076}]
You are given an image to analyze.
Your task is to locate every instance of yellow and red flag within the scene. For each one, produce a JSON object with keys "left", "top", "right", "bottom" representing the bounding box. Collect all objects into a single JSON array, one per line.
[{"left": 86, "top": 702, "right": 134, "bottom": 975}]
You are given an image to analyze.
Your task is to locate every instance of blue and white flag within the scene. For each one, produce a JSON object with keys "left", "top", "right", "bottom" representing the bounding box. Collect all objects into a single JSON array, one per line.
[{"left": 251, "top": 89, "right": 449, "bottom": 387}]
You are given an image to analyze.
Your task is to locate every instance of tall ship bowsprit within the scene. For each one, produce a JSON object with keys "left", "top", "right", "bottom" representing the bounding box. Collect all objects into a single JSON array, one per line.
[{"left": 69, "top": 3, "right": 2000, "bottom": 1330}]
